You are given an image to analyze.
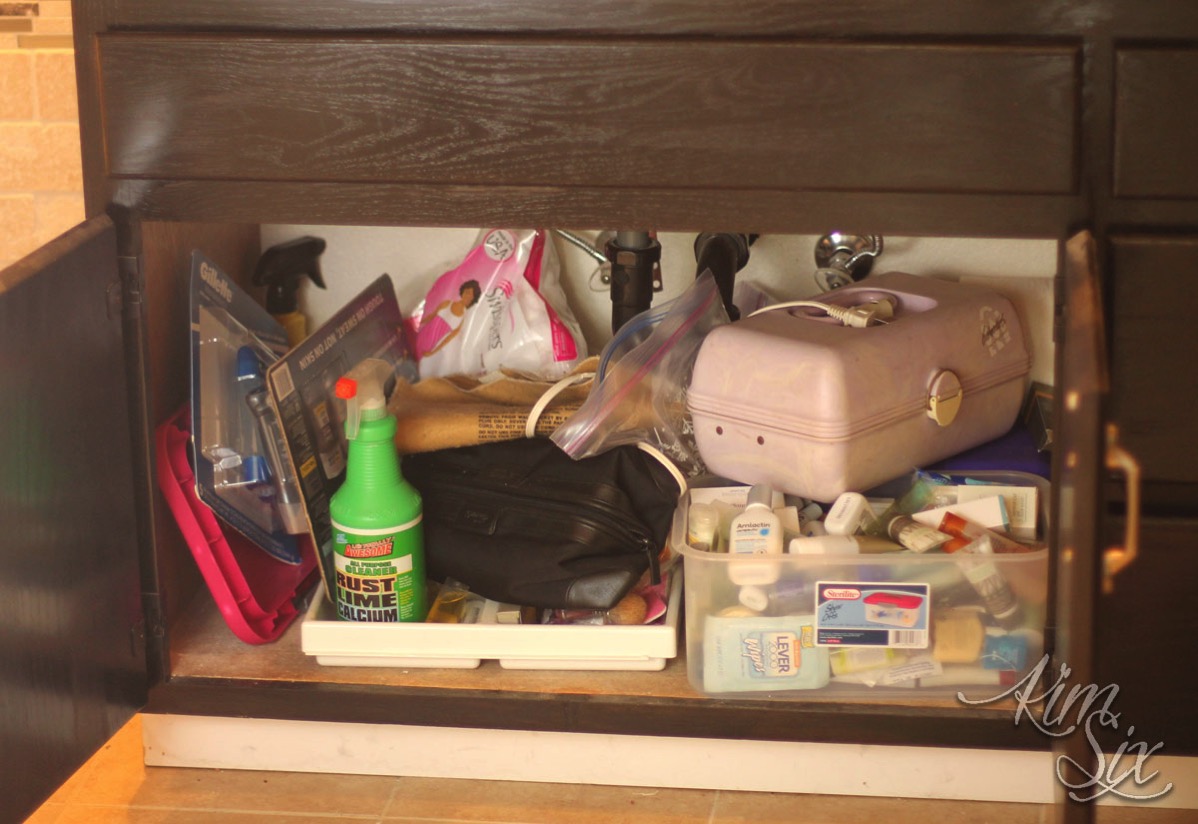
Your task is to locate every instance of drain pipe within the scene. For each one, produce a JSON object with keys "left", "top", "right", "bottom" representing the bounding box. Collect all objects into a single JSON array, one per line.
[
  {"left": 694, "top": 232, "right": 755, "bottom": 321},
  {"left": 606, "top": 230, "right": 662, "bottom": 334}
]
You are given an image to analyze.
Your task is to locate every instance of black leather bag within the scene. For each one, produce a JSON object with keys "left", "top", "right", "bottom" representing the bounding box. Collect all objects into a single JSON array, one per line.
[{"left": 403, "top": 438, "right": 681, "bottom": 611}]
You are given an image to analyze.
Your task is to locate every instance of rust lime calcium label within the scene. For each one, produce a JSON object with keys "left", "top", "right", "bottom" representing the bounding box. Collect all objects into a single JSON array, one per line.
[{"left": 332, "top": 516, "right": 423, "bottom": 623}]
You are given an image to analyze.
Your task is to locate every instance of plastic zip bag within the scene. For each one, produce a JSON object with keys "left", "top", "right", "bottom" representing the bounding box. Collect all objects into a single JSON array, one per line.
[{"left": 552, "top": 272, "right": 729, "bottom": 475}]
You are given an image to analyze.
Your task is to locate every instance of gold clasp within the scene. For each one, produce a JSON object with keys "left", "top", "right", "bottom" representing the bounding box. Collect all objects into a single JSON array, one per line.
[{"left": 926, "top": 370, "right": 963, "bottom": 427}]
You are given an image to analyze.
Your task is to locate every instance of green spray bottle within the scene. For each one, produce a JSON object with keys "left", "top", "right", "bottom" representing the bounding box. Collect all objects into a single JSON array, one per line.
[{"left": 329, "top": 359, "right": 426, "bottom": 622}]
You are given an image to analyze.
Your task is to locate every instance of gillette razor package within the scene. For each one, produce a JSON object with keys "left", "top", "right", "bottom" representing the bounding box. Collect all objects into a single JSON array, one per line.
[{"left": 190, "top": 251, "right": 306, "bottom": 564}]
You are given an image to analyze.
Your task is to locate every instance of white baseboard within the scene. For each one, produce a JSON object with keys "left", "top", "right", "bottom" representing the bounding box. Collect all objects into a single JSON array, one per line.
[{"left": 141, "top": 714, "right": 1192, "bottom": 809}]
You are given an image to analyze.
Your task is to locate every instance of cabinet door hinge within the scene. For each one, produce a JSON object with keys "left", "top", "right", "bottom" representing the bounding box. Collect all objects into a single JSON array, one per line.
[
  {"left": 1052, "top": 271, "right": 1066, "bottom": 345},
  {"left": 140, "top": 592, "right": 169, "bottom": 682},
  {"left": 106, "top": 278, "right": 123, "bottom": 320},
  {"left": 117, "top": 253, "right": 143, "bottom": 320}
]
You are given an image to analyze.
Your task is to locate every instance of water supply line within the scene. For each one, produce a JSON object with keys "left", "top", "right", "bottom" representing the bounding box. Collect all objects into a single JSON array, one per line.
[{"left": 814, "top": 233, "right": 883, "bottom": 291}]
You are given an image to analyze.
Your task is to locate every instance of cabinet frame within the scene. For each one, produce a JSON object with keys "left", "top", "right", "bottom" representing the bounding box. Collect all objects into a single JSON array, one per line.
[{"left": 10, "top": 0, "right": 1194, "bottom": 819}]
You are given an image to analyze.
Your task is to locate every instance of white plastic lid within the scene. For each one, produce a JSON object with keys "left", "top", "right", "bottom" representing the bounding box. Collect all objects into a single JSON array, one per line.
[
  {"left": 745, "top": 483, "right": 774, "bottom": 510},
  {"left": 738, "top": 586, "right": 769, "bottom": 612}
]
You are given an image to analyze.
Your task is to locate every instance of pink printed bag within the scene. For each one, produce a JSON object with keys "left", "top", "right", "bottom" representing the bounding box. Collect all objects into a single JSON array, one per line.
[{"left": 412, "top": 229, "right": 587, "bottom": 380}]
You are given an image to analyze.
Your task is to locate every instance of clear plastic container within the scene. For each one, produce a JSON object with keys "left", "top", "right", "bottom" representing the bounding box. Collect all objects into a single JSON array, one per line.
[{"left": 674, "top": 471, "right": 1050, "bottom": 698}]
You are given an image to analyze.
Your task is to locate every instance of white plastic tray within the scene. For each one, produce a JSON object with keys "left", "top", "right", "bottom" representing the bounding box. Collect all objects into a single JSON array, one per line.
[{"left": 300, "top": 570, "right": 682, "bottom": 671}]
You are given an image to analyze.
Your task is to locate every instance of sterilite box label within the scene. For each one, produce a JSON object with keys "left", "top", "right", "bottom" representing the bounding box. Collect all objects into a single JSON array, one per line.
[{"left": 815, "top": 582, "right": 930, "bottom": 648}]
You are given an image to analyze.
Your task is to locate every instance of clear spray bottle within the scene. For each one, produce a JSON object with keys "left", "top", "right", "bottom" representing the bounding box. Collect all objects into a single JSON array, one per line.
[{"left": 329, "top": 359, "right": 426, "bottom": 622}]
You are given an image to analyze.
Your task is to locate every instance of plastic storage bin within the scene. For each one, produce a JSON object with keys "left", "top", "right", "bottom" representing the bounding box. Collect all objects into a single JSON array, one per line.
[{"left": 674, "top": 472, "right": 1049, "bottom": 697}]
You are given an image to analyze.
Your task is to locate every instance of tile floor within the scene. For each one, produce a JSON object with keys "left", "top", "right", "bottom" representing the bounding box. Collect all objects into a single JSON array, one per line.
[{"left": 22, "top": 715, "right": 1189, "bottom": 824}]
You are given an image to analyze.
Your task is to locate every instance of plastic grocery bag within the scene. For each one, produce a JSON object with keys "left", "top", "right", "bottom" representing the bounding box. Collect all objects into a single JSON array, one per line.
[{"left": 411, "top": 228, "right": 587, "bottom": 381}]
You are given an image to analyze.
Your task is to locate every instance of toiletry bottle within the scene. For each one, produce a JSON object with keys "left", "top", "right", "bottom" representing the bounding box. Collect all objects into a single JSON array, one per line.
[
  {"left": 329, "top": 359, "right": 426, "bottom": 623},
  {"left": 830, "top": 646, "right": 904, "bottom": 677},
  {"left": 937, "top": 512, "right": 1032, "bottom": 554},
  {"left": 863, "top": 474, "right": 939, "bottom": 538},
  {"left": 824, "top": 492, "right": 876, "bottom": 536},
  {"left": 932, "top": 608, "right": 986, "bottom": 663},
  {"left": 727, "top": 484, "right": 784, "bottom": 585},
  {"left": 787, "top": 535, "right": 904, "bottom": 554},
  {"left": 738, "top": 578, "right": 816, "bottom": 614},
  {"left": 687, "top": 502, "right": 720, "bottom": 552},
  {"left": 884, "top": 514, "right": 952, "bottom": 553},
  {"left": 954, "top": 534, "right": 1022, "bottom": 630}
]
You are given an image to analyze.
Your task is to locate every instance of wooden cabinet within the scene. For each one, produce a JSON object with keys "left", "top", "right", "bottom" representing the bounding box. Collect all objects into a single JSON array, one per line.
[
  {"left": 4, "top": 1, "right": 1198, "bottom": 821},
  {"left": 1114, "top": 49, "right": 1198, "bottom": 200}
]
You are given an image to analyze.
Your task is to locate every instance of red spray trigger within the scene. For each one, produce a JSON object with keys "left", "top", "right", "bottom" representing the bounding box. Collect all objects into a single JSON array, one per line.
[
  {"left": 335, "top": 377, "right": 358, "bottom": 399},
  {"left": 335, "top": 377, "right": 360, "bottom": 440}
]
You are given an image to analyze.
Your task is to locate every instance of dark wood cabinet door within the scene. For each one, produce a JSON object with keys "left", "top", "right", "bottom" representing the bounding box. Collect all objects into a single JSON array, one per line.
[
  {"left": 1100, "top": 233, "right": 1198, "bottom": 757},
  {"left": 1097, "top": 517, "right": 1198, "bottom": 755},
  {"left": 1114, "top": 47, "right": 1198, "bottom": 200},
  {"left": 1108, "top": 235, "right": 1198, "bottom": 505},
  {"left": 0, "top": 217, "right": 146, "bottom": 822}
]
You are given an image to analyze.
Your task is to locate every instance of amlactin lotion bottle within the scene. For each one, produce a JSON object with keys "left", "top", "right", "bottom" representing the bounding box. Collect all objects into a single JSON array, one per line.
[{"left": 727, "top": 484, "right": 783, "bottom": 585}]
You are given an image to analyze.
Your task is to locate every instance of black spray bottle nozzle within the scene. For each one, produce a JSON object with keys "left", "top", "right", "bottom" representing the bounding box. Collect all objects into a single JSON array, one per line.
[{"left": 252, "top": 236, "right": 328, "bottom": 315}]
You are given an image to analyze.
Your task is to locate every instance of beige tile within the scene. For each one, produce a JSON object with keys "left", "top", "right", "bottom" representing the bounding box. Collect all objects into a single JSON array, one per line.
[
  {"left": 0, "top": 49, "right": 34, "bottom": 118},
  {"left": 0, "top": 193, "right": 35, "bottom": 268},
  {"left": 38, "top": 1, "right": 75, "bottom": 18},
  {"left": 37, "top": 121, "right": 82, "bottom": 190},
  {"left": 709, "top": 791, "right": 1046, "bottom": 824},
  {"left": 19, "top": 33, "right": 73, "bottom": 49},
  {"left": 0, "top": 121, "right": 81, "bottom": 190},
  {"left": 0, "top": 123, "right": 37, "bottom": 188},
  {"left": 383, "top": 777, "right": 716, "bottom": 823},
  {"left": 32, "top": 17, "right": 74, "bottom": 36},
  {"left": 34, "top": 50, "right": 78, "bottom": 121},
  {"left": 34, "top": 191, "right": 83, "bottom": 245}
]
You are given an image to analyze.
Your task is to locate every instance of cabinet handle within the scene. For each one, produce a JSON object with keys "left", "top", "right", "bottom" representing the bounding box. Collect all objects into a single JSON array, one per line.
[{"left": 1102, "top": 422, "right": 1141, "bottom": 594}]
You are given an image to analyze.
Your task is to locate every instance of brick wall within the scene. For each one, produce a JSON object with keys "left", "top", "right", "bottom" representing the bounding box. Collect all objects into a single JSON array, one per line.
[{"left": 0, "top": 1, "right": 83, "bottom": 270}]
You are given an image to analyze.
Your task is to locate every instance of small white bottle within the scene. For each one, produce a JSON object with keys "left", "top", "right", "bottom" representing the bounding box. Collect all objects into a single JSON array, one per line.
[
  {"left": 727, "top": 484, "right": 783, "bottom": 585},
  {"left": 687, "top": 502, "right": 721, "bottom": 552}
]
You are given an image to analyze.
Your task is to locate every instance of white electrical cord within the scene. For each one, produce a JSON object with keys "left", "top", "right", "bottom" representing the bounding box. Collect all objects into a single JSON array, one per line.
[
  {"left": 746, "top": 297, "right": 896, "bottom": 327},
  {"left": 636, "top": 442, "right": 688, "bottom": 496},
  {"left": 525, "top": 372, "right": 595, "bottom": 439}
]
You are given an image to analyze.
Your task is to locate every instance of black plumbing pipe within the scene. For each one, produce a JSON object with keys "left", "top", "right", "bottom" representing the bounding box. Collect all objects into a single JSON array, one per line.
[
  {"left": 606, "top": 230, "right": 662, "bottom": 335},
  {"left": 694, "top": 232, "right": 755, "bottom": 322}
]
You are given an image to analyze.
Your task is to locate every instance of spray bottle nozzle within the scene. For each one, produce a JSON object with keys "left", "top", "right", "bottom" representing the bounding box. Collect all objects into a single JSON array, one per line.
[
  {"left": 252, "top": 236, "right": 328, "bottom": 315},
  {"left": 336, "top": 358, "right": 394, "bottom": 441}
]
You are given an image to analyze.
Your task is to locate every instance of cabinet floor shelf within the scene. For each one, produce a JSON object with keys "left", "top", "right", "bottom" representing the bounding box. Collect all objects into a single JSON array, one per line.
[{"left": 153, "top": 589, "right": 1044, "bottom": 751}]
